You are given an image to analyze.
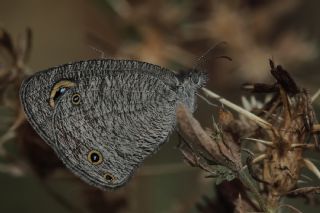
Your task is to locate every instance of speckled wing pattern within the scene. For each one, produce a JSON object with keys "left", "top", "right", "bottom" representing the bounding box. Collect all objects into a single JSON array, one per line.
[{"left": 20, "top": 59, "right": 207, "bottom": 189}]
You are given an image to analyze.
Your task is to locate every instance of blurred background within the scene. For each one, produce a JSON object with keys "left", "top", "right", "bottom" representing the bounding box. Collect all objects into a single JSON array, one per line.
[{"left": 0, "top": 0, "right": 320, "bottom": 212}]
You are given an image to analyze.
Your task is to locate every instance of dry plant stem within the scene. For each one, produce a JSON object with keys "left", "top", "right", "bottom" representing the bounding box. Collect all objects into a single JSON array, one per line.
[
  {"left": 176, "top": 104, "right": 271, "bottom": 212},
  {"left": 291, "top": 144, "right": 315, "bottom": 149},
  {"left": 238, "top": 170, "right": 270, "bottom": 213},
  {"left": 279, "top": 88, "right": 292, "bottom": 127},
  {"left": 311, "top": 89, "right": 320, "bottom": 103},
  {"left": 252, "top": 154, "right": 268, "bottom": 164},
  {"left": 285, "top": 186, "right": 320, "bottom": 196},
  {"left": 201, "top": 88, "right": 273, "bottom": 130},
  {"left": 313, "top": 124, "right": 320, "bottom": 133},
  {"left": 200, "top": 88, "right": 279, "bottom": 212}
]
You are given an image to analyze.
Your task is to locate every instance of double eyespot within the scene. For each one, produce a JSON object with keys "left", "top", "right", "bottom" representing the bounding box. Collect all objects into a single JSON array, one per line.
[
  {"left": 87, "top": 150, "right": 116, "bottom": 182},
  {"left": 104, "top": 173, "right": 116, "bottom": 182}
]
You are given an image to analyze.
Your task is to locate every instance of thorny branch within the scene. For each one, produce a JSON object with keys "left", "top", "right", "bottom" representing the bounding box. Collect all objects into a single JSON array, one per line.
[{"left": 177, "top": 61, "right": 320, "bottom": 212}]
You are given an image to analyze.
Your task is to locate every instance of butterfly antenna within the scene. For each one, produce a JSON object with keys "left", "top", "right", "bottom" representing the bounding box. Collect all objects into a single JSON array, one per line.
[{"left": 192, "top": 41, "right": 231, "bottom": 72}]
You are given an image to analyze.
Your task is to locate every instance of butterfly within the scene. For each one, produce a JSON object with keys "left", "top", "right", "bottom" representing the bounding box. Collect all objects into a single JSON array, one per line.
[{"left": 20, "top": 59, "right": 207, "bottom": 189}]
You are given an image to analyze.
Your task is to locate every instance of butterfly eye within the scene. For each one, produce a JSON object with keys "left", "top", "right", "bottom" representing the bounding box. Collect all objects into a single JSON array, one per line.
[
  {"left": 104, "top": 173, "right": 115, "bottom": 182},
  {"left": 87, "top": 150, "right": 103, "bottom": 165},
  {"left": 71, "top": 93, "right": 81, "bottom": 105},
  {"left": 49, "top": 80, "right": 76, "bottom": 108}
]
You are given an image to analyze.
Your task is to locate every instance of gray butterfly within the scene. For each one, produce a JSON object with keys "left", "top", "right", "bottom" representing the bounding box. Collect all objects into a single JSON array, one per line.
[{"left": 19, "top": 59, "right": 207, "bottom": 189}]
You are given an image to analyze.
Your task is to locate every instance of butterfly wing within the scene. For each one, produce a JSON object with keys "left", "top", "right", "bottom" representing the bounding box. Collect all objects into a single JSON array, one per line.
[{"left": 51, "top": 60, "right": 178, "bottom": 189}]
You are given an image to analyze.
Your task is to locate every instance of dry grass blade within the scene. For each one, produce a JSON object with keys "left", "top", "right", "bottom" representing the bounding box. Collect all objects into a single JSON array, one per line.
[
  {"left": 311, "top": 89, "right": 320, "bottom": 103},
  {"left": 201, "top": 88, "right": 273, "bottom": 131}
]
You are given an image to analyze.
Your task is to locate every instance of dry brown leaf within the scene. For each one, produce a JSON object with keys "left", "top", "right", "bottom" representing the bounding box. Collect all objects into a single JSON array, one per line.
[{"left": 176, "top": 103, "right": 224, "bottom": 163}]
